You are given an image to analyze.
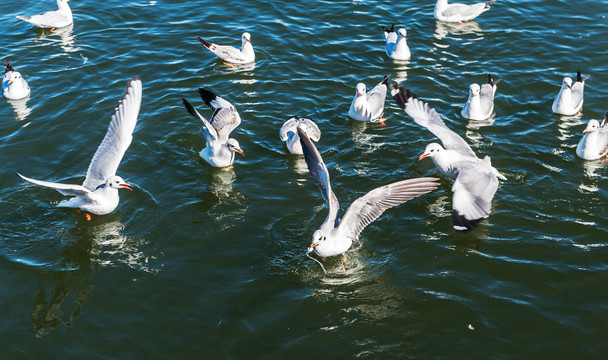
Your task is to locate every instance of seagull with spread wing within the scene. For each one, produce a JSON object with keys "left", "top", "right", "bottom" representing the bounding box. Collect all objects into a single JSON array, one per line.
[
  {"left": 297, "top": 126, "right": 439, "bottom": 259},
  {"left": 392, "top": 85, "right": 505, "bottom": 231},
  {"left": 17, "top": 78, "right": 142, "bottom": 220},
  {"left": 279, "top": 116, "right": 321, "bottom": 155},
  {"left": 182, "top": 89, "right": 244, "bottom": 168}
]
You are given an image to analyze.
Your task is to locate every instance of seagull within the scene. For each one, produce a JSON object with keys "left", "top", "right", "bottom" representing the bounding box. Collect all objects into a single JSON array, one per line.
[
  {"left": 280, "top": 116, "right": 321, "bottom": 155},
  {"left": 348, "top": 75, "right": 389, "bottom": 126},
  {"left": 382, "top": 24, "right": 411, "bottom": 61},
  {"left": 434, "top": 0, "right": 496, "bottom": 23},
  {"left": 2, "top": 61, "right": 31, "bottom": 100},
  {"left": 15, "top": 0, "right": 73, "bottom": 29},
  {"left": 196, "top": 32, "right": 255, "bottom": 65},
  {"left": 297, "top": 126, "right": 439, "bottom": 259},
  {"left": 182, "top": 89, "right": 244, "bottom": 168},
  {"left": 552, "top": 71, "right": 590, "bottom": 117},
  {"left": 391, "top": 85, "right": 505, "bottom": 231},
  {"left": 17, "top": 78, "right": 142, "bottom": 220},
  {"left": 461, "top": 74, "right": 501, "bottom": 121},
  {"left": 576, "top": 113, "right": 608, "bottom": 160}
]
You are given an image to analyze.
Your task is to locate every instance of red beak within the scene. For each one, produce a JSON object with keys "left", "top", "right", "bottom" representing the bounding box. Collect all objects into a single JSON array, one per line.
[
  {"left": 418, "top": 153, "right": 429, "bottom": 161},
  {"left": 120, "top": 183, "right": 133, "bottom": 191}
]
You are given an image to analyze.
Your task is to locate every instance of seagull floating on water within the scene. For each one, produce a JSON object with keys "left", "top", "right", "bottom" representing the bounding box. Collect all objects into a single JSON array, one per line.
[
  {"left": 2, "top": 61, "right": 30, "bottom": 100},
  {"left": 461, "top": 74, "right": 501, "bottom": 121},
  {"left": 382, "top": 24, "right": 411, "bottom": 61},
  {"left": 434, "top": 0, "right": 496, "bottom": 22},
  {"left": 297, "top": 126, "right": 439, "bottom": 259},
  {"left": 348, "top": 75, "right": 389, "bottom": 126},
  {"left": 392, "top": 85, "right": 505, "bottom": 231},
  {"left": 183, "top": 89, "right": 244, "bottom": 168},
  {"left": 280, "top": 116, "right": 321, "bottom": 155},
  {"left": 17, "top": 78, "right": 142, "bottom": 220},
  {"left": 16, "top": 0, "right": 73, "bottom": 29},
  {"left": 552, "top": 71, "right": 590, "bottom": 117},
  {"left": 197, "top": 32, "right": 255, "bottom": 65},
  {"left": 576, "top": 113, "right": 608, "bottom": 160}
]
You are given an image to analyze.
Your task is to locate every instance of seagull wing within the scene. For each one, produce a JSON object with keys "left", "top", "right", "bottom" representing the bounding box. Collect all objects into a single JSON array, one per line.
[
  {"left": 17, "top": 173, "right": 92, "bottom": 198},
  {"left": 338, "top": 177, "right": 440, "bottom": 240},
  {"left": 365, "top": 76, "right": 389, "bottom": 117},
  {"left": 298, "top": 117, "right": 321, "bottom": 141},
  {"left": 82, "top": 78, "right": 142, "bottom": 191},
  {"left": 280, "top": 116, "right": 299, "bottom": 141},
  {"left": 392, "top": 86, "right": 478, "bottom": 158},
  {"left": 183, "top": 98, "right": 217, "bottom": 144},
  {"left": 199, "top": 88, "right": 241, "bottom": 143}
]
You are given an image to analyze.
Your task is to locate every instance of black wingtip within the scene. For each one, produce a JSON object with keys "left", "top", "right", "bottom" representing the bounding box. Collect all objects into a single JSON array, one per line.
[
  {"left": 182, "top": 98, "right": 200, "bottom": 119},
  {"left": 392, "top": 86, "right": 418, "bottom": 110},
  {"left": 198, "top": 88, "right": 218, "bottom": 107},
  {"left": 487, "top": 74, "right": 502, "bottom": 86},
  {"left": 452, "top": 210, "right": 484, "bottom": 232},
  {"left": 381, "top": 75, "right": 390, "bottom": 85},
  {"left": 196, "top": 36, "right": 212, "bottom": 49},
  {"left": 382, "top": 24, "right": 395, "bottom": 33},
  {"left": 5, "top": 60, "right": 14, "bottom": 74},
  {"left": 576, "top": 71, "right": 582, "bottom": 82}
]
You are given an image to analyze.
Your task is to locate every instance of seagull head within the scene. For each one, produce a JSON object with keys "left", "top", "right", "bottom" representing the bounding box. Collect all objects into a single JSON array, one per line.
[
  {"left": 355, "top": 83, "right": 366, "bottom": 97},
  {"left": 469, "top": 83, "right": 480, "bottom": 97},
  {"left": 227, "top": 138, "right": 245, "bottom": 156},
  {"left": 398, "top": 28, "right": 407, "bottom": 38},
  {"left": 582, "top": 119, "right": 601, "bottom": 134},
  {"left": 562, "top": 77, "right": 573, "bottom": 89},
  {"left": 107, "top": 175, "right": 133, "bottom": 191},
  {"left": 307, "top": 230, "right": 326, "bottom": 253},
  {"left": 419, "top": 143, "right": 444, "bottom": 160},
  {"left": 242, "top": 32, "right": 251, "bottom": 44}
]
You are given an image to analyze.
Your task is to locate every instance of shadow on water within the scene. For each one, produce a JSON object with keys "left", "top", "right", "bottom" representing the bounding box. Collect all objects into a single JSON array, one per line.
[{"left": 5, "top": 97, "right": 32, "bottom": 122}]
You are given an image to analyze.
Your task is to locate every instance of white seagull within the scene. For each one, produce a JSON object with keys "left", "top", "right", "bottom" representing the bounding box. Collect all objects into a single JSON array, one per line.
[
  {"left": 196, "top": 32, "right": 255, "bottom": 65},
  {"left": 434, "top": 0, "right": 496, "bottom": 23},
  {"left": 2, "top": 61, "right": 31, "bottom": 100},
  {"left": 16, "top": 0, "right": 73, "bottom": 29},
  {"left": 383, "top": 24, "right": 411, "bottom": 61},
  {"left": 392, "top": 86, "right": 505, "bottom": 231},
  {"left": 279, "top": 116, "right": 321, "bottom": 155},
  {"left": 461, "top": 74, "right": 501, "bottom": 121},
  {"left": 552, "top": 71, "right": 590, "bottom": 117},
  {"left": 17, "top": 78, "right": 142, "bottom": 220},
  {"left": 348, "top": 75, "right": 389, "bottom": 126},
  {"left": 182, "top": 89, "right": 244, "bottom": 168},
  {"left": 297, "top": 126, "right": 439, "bottom": 259},
  {"left": 576, "top": 113, "right": 608, "bottom": 160}
]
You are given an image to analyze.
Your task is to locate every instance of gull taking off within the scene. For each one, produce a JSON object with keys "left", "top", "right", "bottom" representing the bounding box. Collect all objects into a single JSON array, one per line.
[
  {"left": 280, "top": 116, "right": 321, "bottom": 155},
  {"left": 552, "top": 71, "right": 590, "bottom": 117},
  {"left": 576, "top": 113, "right": 608, "bottom": 160},
  {"left": 16, "top": 0, "right": 73, "bottom": 29},
  {"left": 383, "top": 24, "right": 411, "bottom": 60},
  {"left": 197, "top": 32, "right": 255, "bottom": 64},
  {"left": 298, "top": 126, "right": 439, "bottom": 259},
  {"left": 17, "top": 78, "right": 142, "bottom": 220},
  {"left": 2, "top": 61, "right": 30, "bottom": 100},
  {"left": 434, "top": 0, "right": 496, "bottom": 22},
  {"left": 348, "top": 75, "right": 389, "bottom": 126},
  {"left": 461, "top": 74, "right": 501, "bottom": 121},
  {"left": 392, "top": 85, "right": 505, "bottom": 231},
  {"left": 183, "top": 89, "right": 244, "bottom": 168}
]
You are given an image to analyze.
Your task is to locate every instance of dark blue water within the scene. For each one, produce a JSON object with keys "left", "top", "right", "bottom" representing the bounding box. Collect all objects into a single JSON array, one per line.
[{"left": 1, "top": 0, "right": 608, "bottom": 358}]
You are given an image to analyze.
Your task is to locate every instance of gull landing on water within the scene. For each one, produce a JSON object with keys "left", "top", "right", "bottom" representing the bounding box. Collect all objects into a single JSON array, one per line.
[
  {"left": 552, "top": 71, "right": 590, "bottom": 117},
  {"left": 182, "top": 89, "right": 244, "bottom": 168},
  {"left": 434, "top": 0, "right": 496, "bottom": 23},
  {"left": 348, "top": 75, "right": 389, "bottom": 126},
  {"left": 297, "top": 126, "right": 439, "bottom": 262},
  {"left": 461, "top": 74, "right": 501, "bottom": 121},
  {"left": 197, "top": 32, "right": 255, "bottom": 65},
  {"left": 16, "top": 0, "right": 73, "bottom": 29},
  {"left": 279, "top": 116, "right": 321, "bottom": 155},
  {"left": 576, "top": 113, "right": 608, "bottom": 161},
  {"left": 391, "top": 85, "right": 505, "bottom": 231},
  {"left": 2, "top": 61, "right": 31, "bottom": 100},
  {"left": 17, "top": 78, "right": 142, "bottom": 220}
]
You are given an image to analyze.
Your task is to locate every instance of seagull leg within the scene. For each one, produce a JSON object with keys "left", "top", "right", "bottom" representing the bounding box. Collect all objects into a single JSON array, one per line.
[
  {"left": 76, "top": 210, "right": 93, "bottom": 221},
  {"left": 455, "top": 21, "right": 465, "bottom": 31},
  {"left": 378, "top": 116, "right": 387, "bottom": 127},
  {"left": 49, "top": 28, "right": 56, "bottom": 32},
  {"left": 578, "top": 111, "right": 584, "bottom": 117},
  {"left": 337, "top": 253, "right": 347, "bottom": 273},
  {"left": 223, "top": 62, "right": 236, "bottom": 69}
]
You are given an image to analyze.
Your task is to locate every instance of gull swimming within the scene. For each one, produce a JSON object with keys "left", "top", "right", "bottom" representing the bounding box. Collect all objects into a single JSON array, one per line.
[
  {"left": 434, "top": 0, "right": 496, "bottom": 22},
  {"left": 552, "top": 71, "right": 590, "bottom": 117},
  {"left": 197, "top": 32, "right": 255, "bottom": 65},
  {"left": 280, "top": 116, "right": 321, "bottom": 155},
  {"left": 182, "top": 89, "right": 244, "bottom": 168},
  {"left": 576, "top": 113, "right": 608, "bottom": 160},
  {"left": 461, "top": 74, "right": 501, "bottom": 121},
  {"left": 16, "top": 0, "right": 73, "bottom": 29},
  {"left": 2, "top": 61, "right": 30, "bottom": 100},
  {"left": 348, "top": 75, "right": 389, "bottom": 126},
  {"left": 297, "top": 126, "right": 439, "bottom": 259},
  {"left": 17, "top": 78, "right": 142, "bottom": 220},
  {"left": 383, "top": 24, "right": 411, "bottom": 61},
  {"left": 392, "top": 85, "right": 505, "bottom": 231}
]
